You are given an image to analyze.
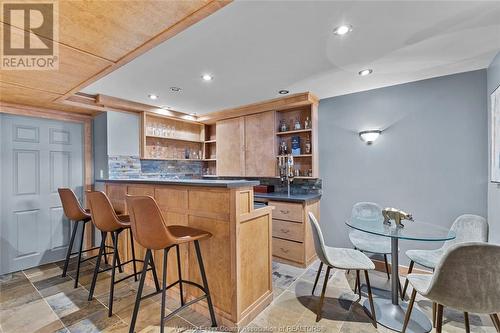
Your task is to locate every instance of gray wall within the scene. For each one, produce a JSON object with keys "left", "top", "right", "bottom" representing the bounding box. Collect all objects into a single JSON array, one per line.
[
  {"left": 318, "top": 70, "right": 488, "bottom": 263},
  {"left": 487, "top": 52, "right": 500, "bottom": 244}
]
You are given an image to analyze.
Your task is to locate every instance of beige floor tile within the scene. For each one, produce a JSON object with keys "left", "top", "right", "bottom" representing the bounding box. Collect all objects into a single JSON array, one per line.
[
  {"left": 66, "top": 309, "right": 123, "bottom": 333},
  {"left": 0, "top": 298, "right": 61, "bottom": 333}
]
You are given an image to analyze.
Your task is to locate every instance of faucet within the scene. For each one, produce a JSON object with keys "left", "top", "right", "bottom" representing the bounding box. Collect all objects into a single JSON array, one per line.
[{"left": 278, "top": 154, "right": 294, "bottom": 197}]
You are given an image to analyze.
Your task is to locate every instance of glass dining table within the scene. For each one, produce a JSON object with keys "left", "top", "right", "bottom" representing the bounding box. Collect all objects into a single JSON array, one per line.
[{"left": 345, "top": 218, "right": 455, "bottom": 333}]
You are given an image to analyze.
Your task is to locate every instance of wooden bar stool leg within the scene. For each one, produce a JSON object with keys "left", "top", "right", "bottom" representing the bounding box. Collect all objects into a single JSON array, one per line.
[
  {"left": 384, "top": 254, "right": 391, "bottom": 280},
  {"left": 402, "top": 289, "right": 417, "bottom": 333},
  {"left": 316, "top": 265, "right": 331, "bottom": 322},
  {"left": 364, "top": 270, "right": 377, "bottom": 328},
  {"left": 312, "top": 262, "right": 323, "bottom": 295},
  {"left": 194, "top": 240, "right": 217, "bottom": 327},
  {"left": 74, "top": 220, "right": 86, "bottom": 288},
  {"left": 464, "top": 312, "right": 470, "bottom": 333},
  {"left": 88, "top": 232, "right": 106, "bottom": 301},
  {"left": 129, "top": 249, "right": 152, "bottom": 333},
  {"left": 108, "top": 231, "right": 119, "bottom": 317},
  {"left": 354, "top": 269, "right": 359, "bottom": 294},
  {"left": 175, "top": 244, "right": 184, "bottom": 306},
  {"left": 129, "top": 229, "right": 138, "bottom": 282},
  {"left": 432, "top": 302, "right": 437, "bottom": 327},
  {"left": 490, "top": 313, "right": 500, "bottom": 333},
  {"left": 160, "top": 247, "right": 171, "bottom": 333},
  {"left": 402, "top": 261, "right": 414, "bottom": 298},
  {"left": 62, "top": 220, "right": 79, "bottom": 277},
  {"left": 356, "top": 270, "right": 361, "bottom": 301},
  {"left": 436, "top": 304, "right": 444, "bottom": 333}
]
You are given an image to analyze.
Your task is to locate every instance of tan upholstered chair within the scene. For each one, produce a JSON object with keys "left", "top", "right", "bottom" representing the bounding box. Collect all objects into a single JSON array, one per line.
[
  {"left": 402, "top": 242, "right": 500, "bottom": 333},
  {"left": 309, "top": 212, "right": 377, "bottom": 325}
]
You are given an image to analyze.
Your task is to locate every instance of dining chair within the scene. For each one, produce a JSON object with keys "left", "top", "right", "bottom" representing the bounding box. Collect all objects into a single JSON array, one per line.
[
  {"left": 402, "top": 214, "right": 488, "bottom": 299},
  {"left": 402, "top": 242, "right": 500, "bottom": 333},
  {"left": 308, "top": 212, "right": 377, "bottom": 326}
]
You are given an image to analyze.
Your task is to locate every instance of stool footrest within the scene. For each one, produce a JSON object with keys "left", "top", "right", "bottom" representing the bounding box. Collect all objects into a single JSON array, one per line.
[
  {"left": 163, "top": 294, "right": 208, "bottom": 323},
  {"left": 114, "top": 267, "right": 153, "bottom": 285}
]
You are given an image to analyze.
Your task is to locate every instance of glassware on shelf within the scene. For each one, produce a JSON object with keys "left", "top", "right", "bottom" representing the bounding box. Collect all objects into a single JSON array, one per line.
[
  {"left": 279, "top": 119, "right": 288, "bottom": 132},
  {"left": 170, "top": 125, "right": 176, "bottom": 138},
  {"left": 184, "top": 148, "right": 190, "bottom": 160},
  {"left": 199, "top": 150, "right": 203, "bottom": 159},
  {"left": 160, "top": 124, "right": 167, "bottom": 137},
  {"left": 294, "top": 118, "right": 302, "bottom": 130}
]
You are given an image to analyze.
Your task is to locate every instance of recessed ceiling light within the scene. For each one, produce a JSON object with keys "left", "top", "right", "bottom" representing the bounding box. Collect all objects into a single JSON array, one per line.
[
  {"left": 358, "top": 69, "right": 373, "bottom": 76},
  {"left": 169, "top": 87, "right": 182, "bottom": 92},
  {"left": 278, "top": 90, "right": 289, "bottom": 95},
  {"left": 201, "top": 74, "right": 213, "bottom": 81},
  {"left": 160, "top": 105, "right": 171, "bottom": 110},
  {"left": 148, "top": 94, "right": 159, "bottom": 100},
  {"left": 333, "top": 24, "right": 353, "bottom": 36}
]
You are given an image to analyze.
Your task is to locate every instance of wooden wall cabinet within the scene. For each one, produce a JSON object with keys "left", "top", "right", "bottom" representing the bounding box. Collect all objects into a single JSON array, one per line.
[{"left": 216, "top": 112, "right": 276, "bottom": 177}]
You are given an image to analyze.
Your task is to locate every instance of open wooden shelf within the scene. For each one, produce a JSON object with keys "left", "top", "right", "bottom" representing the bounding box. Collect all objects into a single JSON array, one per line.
[
  {"left": 204, "top": 140, "right": 216, "bottom": 143},
  {"left": 276, "top": 128, "right": 312, "bottom": 136},
  {"left": 145, "top": 135, "right": 202, "bottom": 143},
  {"left": 276, "top": 154, "right": 312, "bottom": 158}
]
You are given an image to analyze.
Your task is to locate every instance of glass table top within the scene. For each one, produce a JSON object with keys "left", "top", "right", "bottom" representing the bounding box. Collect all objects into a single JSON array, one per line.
[{"left": 346, "top": 217, "right": 456, "bottom": 242}]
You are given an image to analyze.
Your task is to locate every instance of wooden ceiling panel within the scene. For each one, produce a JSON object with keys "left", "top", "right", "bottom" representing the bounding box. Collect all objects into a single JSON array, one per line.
[
  {"left": 0, "top": 82, "right": 95, "bottom": 115},
  {"left": 0, "top": 23, "right": 112, "bottom": 95},
  {"left": 58, "top": 0, "right": 212, "bottom": 62}
]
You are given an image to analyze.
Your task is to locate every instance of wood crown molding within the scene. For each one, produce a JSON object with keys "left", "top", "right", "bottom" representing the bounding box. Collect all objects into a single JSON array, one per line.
[{"left": 197, "top": 92, "right": 319, "bottom": 124}]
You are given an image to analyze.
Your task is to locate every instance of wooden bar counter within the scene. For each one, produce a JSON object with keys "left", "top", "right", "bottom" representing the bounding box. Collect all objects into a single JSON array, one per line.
[{"left": 95, "top": 179, "right": 273, "bottom": 328}]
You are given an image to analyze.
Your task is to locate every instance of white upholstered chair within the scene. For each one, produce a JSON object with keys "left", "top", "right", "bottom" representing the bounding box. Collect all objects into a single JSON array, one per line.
[
  {"left": 308, "top": 212, "right": 377, "bottom": 325},
  {"left": 402, "top": 242, "right": 500, "bottom": 333}
]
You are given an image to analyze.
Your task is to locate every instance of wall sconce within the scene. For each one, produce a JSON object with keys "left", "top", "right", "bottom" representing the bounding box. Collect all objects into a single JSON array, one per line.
[{"left": 359, "top": 130, "right": 381, "bottom": 144}]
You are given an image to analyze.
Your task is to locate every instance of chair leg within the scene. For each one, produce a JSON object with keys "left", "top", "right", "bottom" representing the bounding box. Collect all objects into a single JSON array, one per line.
[
  {"left": 108, "top": 231, "right": 119, "bottom": 317},
  {"left": 312, "top": 261, "right": 323, "bottom": 295},
  {"left": 129, "top": 249, "right": 151, "bottom": 333},
  {"left": 149, "top": 251, "right": 161, "bottom": 292},
  {"left": 129, "top": 229, "right": 138, "bottom": 282},
  {"left": 175, "top": 244, "right": 185, "bottom": 306},
  {"left": 88, "top": 231, "right": 106, "bottom": 301},
  {"left": 160, "top": 247, "right": 170, "bottom": 333},
  {"left": 490, "top": 313, "right": 500, "bottom": 333},
  {"left": 399, "top": 279, "right": 405, "bottom": 301},
  {"left": 316, "top": 265, "right": 331, "bottom": 322},
  {"left": 402, "top": 289, "right": 417, "bottom": 333},
  {"left": 74, "top": 220, "right": 86, "bottom": 288},
  {"left": 364, "top": 270, "right": 377, "bottom": 328},
  {"left": 402, "top": 260, "right": 414, "bottom": 298},
  {"left": 436, "top": 304, "right": 444, "bottom": 333},
  {"left": 432, "top": 302, "right": 437, "bottom": 327},
  {"left": 194, "top": 240, "right": 217, "bottom": 327},
  {"left": 62, "top": 220, "right": 79, "bottom": 277},
  {"left": 111, "top": 232, "right": 123, "bottom": 273},
  {"left": 383, "top": 254, "right": 390, "bottom": 280},
  {"left": 356, "top": 270, "right": 361, "bottom": 301},
  {"left": 464, "top": 312, "right": 470, "bottom": 333},
  {"left": 354, "top": 269, "right": 359, "bottom": 294}
]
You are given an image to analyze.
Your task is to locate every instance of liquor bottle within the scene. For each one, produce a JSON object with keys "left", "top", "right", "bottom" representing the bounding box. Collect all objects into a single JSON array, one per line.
[
  {"left": 294, "top": 118, "right": 302, "bottom": 130},
  {"left": 305, "top": 136, "right": 311, "bottom": 154},
  {"left": 304, "top": 116, "right": 311, "bottom": 129}
]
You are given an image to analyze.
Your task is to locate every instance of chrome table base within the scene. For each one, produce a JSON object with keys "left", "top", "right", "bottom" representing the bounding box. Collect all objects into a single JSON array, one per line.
[{"left": 363, "top": 298, "right": 432, "bottom": 333}]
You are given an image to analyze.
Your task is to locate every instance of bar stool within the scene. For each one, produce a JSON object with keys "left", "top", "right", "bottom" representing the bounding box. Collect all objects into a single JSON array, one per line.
[
  {"left": 58, "top": 188, "right": 115, "bottom": 288},
  {"left": 86, "top": 191, "right": 161, "bottom": 317},
  {"left": 126, "top": 195, "right": 217, "bottom": 333}
]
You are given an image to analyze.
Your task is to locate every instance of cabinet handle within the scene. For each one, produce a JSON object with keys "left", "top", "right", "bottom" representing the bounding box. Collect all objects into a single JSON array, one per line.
[
  {"left": 280, "top": 228, "right": 290, "bottom": 233},
  {"left": 280, "top": 209, "right": 290, "bottom": 214},
  {"left": 280, "top": 247, "right": 289, "bottom": 253}
]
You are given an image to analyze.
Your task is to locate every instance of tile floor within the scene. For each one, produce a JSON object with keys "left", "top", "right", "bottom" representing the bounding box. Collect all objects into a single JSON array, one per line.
[{"left": 0, "top": 258, "right": 496, "bottom": 333}]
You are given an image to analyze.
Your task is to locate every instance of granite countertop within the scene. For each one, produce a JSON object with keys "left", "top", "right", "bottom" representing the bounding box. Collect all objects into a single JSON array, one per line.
[
  {"left": 96, "top": 178, "right": 260, "bottom": 188},
  {"left": 254, "top": 192, "right": 321, "bottom": 203}
]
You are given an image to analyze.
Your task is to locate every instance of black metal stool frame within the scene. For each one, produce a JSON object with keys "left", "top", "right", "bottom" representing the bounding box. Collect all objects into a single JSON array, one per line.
[
  {"left": 88, "top": 228, "right": 161, "bottom": 317},
  {"left": 62, "top": 218, "right": 119, "bottom": 288},
  {"left": 129, "top": 240, "right": 217, "bottom": 333}
]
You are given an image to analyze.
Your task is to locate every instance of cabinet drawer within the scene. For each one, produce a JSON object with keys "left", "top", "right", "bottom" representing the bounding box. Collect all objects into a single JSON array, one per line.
[
  {"left": 269, "top": 201, "right": 303, "bottom": 222},
  {"left": 272, "top": 237, "right": 304, "bottom": 263},
  {"left": 272, "top": 219, "right": 304, "bottom": 242}
]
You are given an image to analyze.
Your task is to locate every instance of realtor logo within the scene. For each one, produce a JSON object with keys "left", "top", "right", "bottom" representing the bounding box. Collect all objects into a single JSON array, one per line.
[{"left": 1, "top": 1, "right": 58, "bottom": 70}]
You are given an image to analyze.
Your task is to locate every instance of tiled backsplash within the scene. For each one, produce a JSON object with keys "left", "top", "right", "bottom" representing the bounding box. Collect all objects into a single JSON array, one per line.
[
  {"left": 108, "top": 156, "right": 203, "bottom": 179},
  {"left": 107, "top": 156, "right": 321, "bottom": 194}
]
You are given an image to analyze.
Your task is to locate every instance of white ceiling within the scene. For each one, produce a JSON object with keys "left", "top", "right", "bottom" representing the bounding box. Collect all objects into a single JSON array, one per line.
[{"left": 82, "top": 1, "right": 500, "bottom": 115}]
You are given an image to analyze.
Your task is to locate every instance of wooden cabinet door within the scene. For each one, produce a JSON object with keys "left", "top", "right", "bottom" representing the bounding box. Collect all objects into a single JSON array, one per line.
[
  {"left": 244, "top": 111, "right": 276, "bottom": 177},
  {"left": 216, "top": 117, "right": 245, "bottom": 176}
]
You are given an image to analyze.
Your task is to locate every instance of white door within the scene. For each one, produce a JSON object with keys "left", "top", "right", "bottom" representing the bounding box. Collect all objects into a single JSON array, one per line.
[{"left": 0, "top": 114, "right": 84, "bottom": 274}]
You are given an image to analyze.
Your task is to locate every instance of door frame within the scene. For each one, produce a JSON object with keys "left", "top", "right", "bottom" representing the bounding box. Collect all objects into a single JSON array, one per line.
[{"left": 1, "top": 102, "right": 94, "bottom": 250}]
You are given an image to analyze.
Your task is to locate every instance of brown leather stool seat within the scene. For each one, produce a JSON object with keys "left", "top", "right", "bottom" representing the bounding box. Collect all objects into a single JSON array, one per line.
[
  {"left": 86, "top": 191, "right": 160, "bottom": 317},
  {"left": 58, "top": 188, "right": 119, "bottom": 288},
  {"left": 126, "top": 195, "right": 217, "bottom": 333}
]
